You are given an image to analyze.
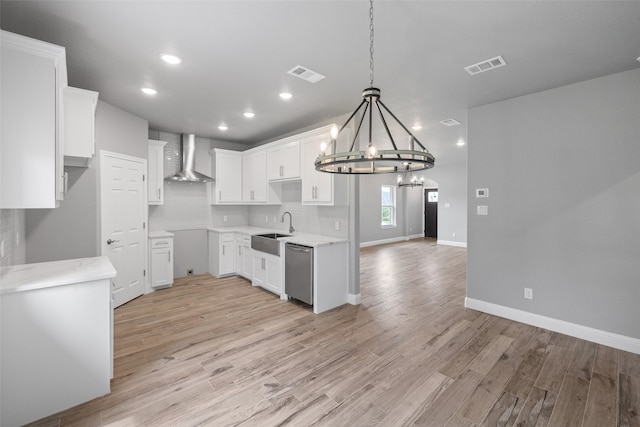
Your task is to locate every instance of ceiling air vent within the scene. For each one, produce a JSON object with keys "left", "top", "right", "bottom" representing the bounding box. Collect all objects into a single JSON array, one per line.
[
  {"left": 287, "top": 65, "right": 326, "bottom": 83},
  {"left": 439, "top": 118, "right": 462, "bottom": 127},
  {"left": 464, "top": 55, "right": 507, "bottom": 76}
]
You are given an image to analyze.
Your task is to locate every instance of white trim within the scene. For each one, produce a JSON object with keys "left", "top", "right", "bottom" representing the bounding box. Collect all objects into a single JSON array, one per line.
[
  {"left": 408, "top": 233, "right": 424, "bottom": 240},
  {"left": 360, "top": 236, "right": 408, "bottom": 248},
  {"left": 437, "top": 240, "right": 467, "bottom": 248},
  {"left": 347, "top": 293, "right": 361, "bottom": 305},
  {"left": 465, "top": 298, "right": 640, "bottom": 355}
]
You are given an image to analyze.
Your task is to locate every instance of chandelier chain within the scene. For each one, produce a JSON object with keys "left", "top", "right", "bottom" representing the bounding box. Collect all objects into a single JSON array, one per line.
[{"left": 369, "top": 0, "right": 374, "bottom": 87}]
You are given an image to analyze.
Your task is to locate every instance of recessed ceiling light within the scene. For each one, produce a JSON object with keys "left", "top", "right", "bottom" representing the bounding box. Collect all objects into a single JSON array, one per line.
[
  {"left": 218, "top": 124, "right": 228, "bottom": 131},
  {"left": 160, "top": 53, "right": 182, "bottom": 65},
  {"left": 279, "top": 92, "right": 293, "bottom": 100},
  {"left": 141, "top": 87, "right": 157, "bottom": 95},
  {"left": 440, "top": 118, "right": 461, "bottom": 127},
  {"left": 412, "top": 125, "right": 422, "bottom": 131},
  {"left": 243, "top": 112, "right": 255, "bottom": 118},
  {"left": 457, "top": 139, "right": 466, "bottom": 146}
]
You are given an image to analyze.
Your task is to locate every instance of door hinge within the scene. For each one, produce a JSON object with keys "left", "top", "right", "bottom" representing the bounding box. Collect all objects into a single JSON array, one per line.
[
  {"left": 143, "top": 222, "right": 146, "bottom": 229},
  {"left": 143, "top": 269, "right": 146, "bottom": 277},
  {"left": 143, "top": 174, "right": 146, "bottom": 182}
]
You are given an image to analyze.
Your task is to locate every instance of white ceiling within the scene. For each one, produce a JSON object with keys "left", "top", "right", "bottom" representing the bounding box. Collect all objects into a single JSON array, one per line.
[{"left": 2, "top": 1, "right": 639, "bottom": 162}]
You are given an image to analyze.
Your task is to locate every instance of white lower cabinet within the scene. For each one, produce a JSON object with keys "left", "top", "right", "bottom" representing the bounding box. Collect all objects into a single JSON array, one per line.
[
  {"left": 236, "top": 234, "right": 253, "bottom": 280},
  {"left": 149, "top": 234, "right": 174, "bottom": 289},
  {"left": 252, "top": 251, "right": 282, "bottom": 296},
  {"left": 209, "top": 231, "right": 236, "bottom": 278}
]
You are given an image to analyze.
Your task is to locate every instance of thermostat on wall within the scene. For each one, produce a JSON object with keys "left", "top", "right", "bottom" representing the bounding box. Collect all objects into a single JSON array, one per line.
[{"left": 476, "top": 188, "right": 489, "bottom": 198}]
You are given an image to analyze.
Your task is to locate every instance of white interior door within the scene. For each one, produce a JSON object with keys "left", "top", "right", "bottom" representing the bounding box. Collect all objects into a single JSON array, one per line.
[{"left": 101, "top": 151, "right": 147, "bottom": 308}]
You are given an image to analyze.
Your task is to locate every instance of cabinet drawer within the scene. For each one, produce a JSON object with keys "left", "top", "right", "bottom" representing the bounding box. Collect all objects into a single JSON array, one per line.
[
  {"left": 236, "top": 233, "right": 251, "bottom": 244},
  {"left": 220, "top": 233, "right": 234, "bottom": 242},
  {"left": 150, "top": 238, "right": 172, "bottom": 249}
]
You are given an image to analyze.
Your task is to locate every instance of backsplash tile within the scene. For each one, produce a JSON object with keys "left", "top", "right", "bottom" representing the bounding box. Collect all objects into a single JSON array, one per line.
[{"left": 0, "top": 209, "right": 25, "bottom": 266}]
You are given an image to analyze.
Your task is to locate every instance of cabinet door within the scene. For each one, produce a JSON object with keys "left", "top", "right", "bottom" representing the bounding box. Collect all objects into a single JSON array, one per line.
[
  {"left": 220, "top": 241, "right": 235, "bottom": 275},
  {"left": 252, "top": 254, "right": 267, "bottom": 287},
  {"left": 300, "top": 138, "right": 319, "bottom": 203},
  {"left": 281, "top": 141, "right": 301, "bottom": 179},
  {"left": 242, "top": 150, "right": 267, "bottom": 202},
  {"left": 63, "top": 87, "right": 98, "bottom": 167},
  {"left": 214, "top": 151, "right": 242, "bottom": 203},
  {"left": 264, "top": 255, "right": 282, "bottom": 295},
  {"left": 242, "top": 245, "right": 253, "bottom": 279},
  {"left": 315, "top": 159, "right": 334, "bottom": 203},
  {"left": 1, "top": 33, "right": 66, "bottom": 208},
  {"left": 150, "top": 247, "right": 172, "bottom": 287},
  {"left": 267, "top": 141, "right": 300, "bottom": 181},
  {"left": 267, "top": 146, "right": 283, "bottom": 180},
  {"left": 148, "top": 140, "right": 166, "bottom": 204}
]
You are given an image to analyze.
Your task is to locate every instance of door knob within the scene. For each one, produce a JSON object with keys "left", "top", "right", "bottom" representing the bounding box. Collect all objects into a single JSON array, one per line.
[{"left": 106, "top": 239, "right": 119, "bottom": 245}]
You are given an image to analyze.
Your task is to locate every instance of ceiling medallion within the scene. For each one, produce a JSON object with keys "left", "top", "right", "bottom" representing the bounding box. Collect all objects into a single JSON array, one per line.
[{"left": 315, "top": 0, "right": 435, "bottom": 175}]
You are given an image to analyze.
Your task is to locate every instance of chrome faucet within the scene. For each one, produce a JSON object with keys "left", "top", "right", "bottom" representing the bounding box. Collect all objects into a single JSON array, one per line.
[{"left": 281, "top": 211, "right": 295, "bottom": 234}]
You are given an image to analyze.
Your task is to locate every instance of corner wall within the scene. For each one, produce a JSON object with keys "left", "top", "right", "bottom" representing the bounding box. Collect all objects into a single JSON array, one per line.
[
  {"left": 25, "top": 100, "right": 148, "bottom": 263},
  {"left": 467, "top": 69, "right": 640, "bottom": 350}
]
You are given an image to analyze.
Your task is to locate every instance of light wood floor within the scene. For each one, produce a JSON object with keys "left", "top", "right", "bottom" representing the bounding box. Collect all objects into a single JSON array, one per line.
[{"left": 30, "top": 238, "right": 639, "bottom": 426}]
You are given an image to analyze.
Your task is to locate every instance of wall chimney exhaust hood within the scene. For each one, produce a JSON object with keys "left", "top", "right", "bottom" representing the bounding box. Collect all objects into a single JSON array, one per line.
[{"left": 165, "top": 134, "right": 213, "bottom": 183}]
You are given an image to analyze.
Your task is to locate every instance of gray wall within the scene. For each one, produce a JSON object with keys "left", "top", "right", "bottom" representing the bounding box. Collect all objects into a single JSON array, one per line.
[
  {"left": 26, "top": 100, "right": 148, "bottom": 262},
  {"left": 467, "top": 68, "right": 640, "bottom": 339},
  {"left": 0, "top": 209, "right": 26, "bottom": 266},
  {"left": 359, "top": 164, "right": 466, "bottom": 246}
]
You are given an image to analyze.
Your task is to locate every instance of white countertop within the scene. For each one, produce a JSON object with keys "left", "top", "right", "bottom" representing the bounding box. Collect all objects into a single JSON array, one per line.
[
  {"left": 149, "top": 231, "right": 175, "bottom": 238},
  {"left": 208, "top": 226, "right": 348, "bottom": 248},
  {"left": 0, "top": 256, "right": 117, "bottom": 295}
]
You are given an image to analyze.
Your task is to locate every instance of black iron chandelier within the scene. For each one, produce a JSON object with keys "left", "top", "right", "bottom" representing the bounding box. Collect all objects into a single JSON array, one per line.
[
  {"left": 397, "top": 172, "right": 424, "bottom": 188},
  {"left": 315, "top": 0, "right": 435, "bottom": 175}
]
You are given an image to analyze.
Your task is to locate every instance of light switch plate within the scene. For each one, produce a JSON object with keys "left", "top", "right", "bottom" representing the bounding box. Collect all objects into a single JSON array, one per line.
[
  {"left": 477, "top": 205, "right": 488, "bottom": 215},
  {"left": 334, "top": 221, "right": 340, "bottom": 231}
]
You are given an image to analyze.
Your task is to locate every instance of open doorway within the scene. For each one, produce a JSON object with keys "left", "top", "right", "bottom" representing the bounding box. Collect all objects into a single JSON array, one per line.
[{"left": 424, "top": 188, "right": 438, "bottom": 238}]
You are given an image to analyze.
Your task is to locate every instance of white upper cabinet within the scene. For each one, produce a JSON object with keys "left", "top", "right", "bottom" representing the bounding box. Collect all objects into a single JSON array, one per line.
[
  {"left": 267, "top": 140, "right": 300, "bottom": 181},
  {"left": 1, "top": 30, "right": 68, "bottom": 208},
  {"left": 63, "top": 86, "right": 99, "bottom": 167},
  {"left": 210, "top": 148, "right": 243, "bottom": 204},
  {"left": 148, "top": 139, "right": 167, "bottom": 205},
  {"left": 242, "top": 149, "right": 267, "bottom": 203},
  {"left": 301, "top": 132, "right": 335, "bottom": 205}
]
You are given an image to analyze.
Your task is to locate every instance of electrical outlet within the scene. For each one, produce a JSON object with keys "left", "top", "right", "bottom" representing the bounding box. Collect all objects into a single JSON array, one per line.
[
  {"left": 524, "top": 288, "right": 533, "bottom": 300},
  {"left": 452, "top": 232, "right": 456, "bottom": 237},
  {"left": 477, "top": 205, "right": 488, "bottom": 215},
  {"left": 334, "top": 221, "right": 340, "bottom": 231},
  {"left": 273, "top": 216, "right": 277, "bottom": 223},
  {"left": 265, "top": 216, "right": 269, "bottom": 223},
  {"left": 0, "top": 239, "right": 4, "bottom": 258},
  {"left": 223, "top": 215, "right": 228, "bottom": 223}
]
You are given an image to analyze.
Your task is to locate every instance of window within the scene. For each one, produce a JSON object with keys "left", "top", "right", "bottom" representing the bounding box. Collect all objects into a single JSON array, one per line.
[{"left": 381, "top": 185, "right": 396, "bottom": 228}]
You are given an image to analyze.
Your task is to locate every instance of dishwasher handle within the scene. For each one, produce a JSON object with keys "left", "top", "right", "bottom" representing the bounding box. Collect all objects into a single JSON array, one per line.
[{"left": 287, "top": 244, "right": 312, "bottom": 253}]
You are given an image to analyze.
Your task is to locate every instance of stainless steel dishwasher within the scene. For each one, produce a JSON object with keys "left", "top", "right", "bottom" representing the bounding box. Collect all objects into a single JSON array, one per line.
[{"left": 285, "top": 243, "right": 313, "bottom": 305}]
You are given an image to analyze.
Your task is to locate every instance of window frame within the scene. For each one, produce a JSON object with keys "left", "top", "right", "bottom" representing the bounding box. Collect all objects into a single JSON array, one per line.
[{"left": 381, "top": 184, "right": 397, "bottom": 228}]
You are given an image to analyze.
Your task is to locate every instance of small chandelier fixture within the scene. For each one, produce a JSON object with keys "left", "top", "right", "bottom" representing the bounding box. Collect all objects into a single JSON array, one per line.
[
  {"left": 315, "top": 0, "right": 435, "bottom": 175},
  {"left": 397, "top": 172, "right": 424, "bottom": 188}
]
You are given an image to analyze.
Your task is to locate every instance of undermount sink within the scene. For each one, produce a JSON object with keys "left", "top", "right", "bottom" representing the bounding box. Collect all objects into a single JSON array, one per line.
[{"left": 251, "top": 233, "right": 291, "bottom": 256}]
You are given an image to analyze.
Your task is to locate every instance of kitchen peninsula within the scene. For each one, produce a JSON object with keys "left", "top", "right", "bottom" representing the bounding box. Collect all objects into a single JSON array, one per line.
[
  {"left": 209, "top": 226, "right": 349, "bottom": 314},
  {"left": 0, "top": 256, "right": 116, "bottom": 427}
]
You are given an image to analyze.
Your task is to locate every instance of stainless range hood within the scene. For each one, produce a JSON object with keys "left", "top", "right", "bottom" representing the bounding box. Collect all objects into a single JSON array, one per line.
[{"left": 165, "top": 134, "right": 213, "bottom": 183}]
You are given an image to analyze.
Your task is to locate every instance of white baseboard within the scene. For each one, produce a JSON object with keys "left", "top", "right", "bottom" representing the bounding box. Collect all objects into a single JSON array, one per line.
[
  {"left": 437, "top": 240, "right": 467, "bottom": 248},
  {"left": 408, "top": 233, "right": 424, "bottom": 240},
  {"left": 347, "top": 293, "right": 361, "bottom": 305},
  {"left": 465, "top": 298, "right": 640, "bottom": 355},
  {"left": 360, "top": 236, "right": 408, "bottom": 248}
]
